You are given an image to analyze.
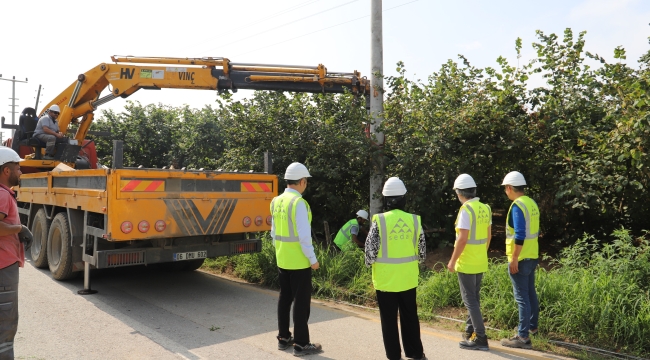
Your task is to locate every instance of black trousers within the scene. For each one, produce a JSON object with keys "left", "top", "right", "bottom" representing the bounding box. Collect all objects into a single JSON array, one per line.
[
  {"left": 277, "top": 267, "right": 312, "bottom": 346},
  {"left": 376, "top": 288, "right": 424, "bottom": 360}
]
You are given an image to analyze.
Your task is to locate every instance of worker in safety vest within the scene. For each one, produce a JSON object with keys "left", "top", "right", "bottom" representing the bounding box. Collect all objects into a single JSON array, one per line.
[
  {"left": 447, "top": 174, "right": 492, "bottom": 351},
  {"left": 365, "top": 177, "right": 427, "bottom": 360},
  {"left": 500, "top": 171, "right": 540, "bottom": 349},
  {"left": 270, "top": 162, "right": 323, "bottom": 357},
  {"left": 333, "top": 209, "right": 368, "bottom": 251}
]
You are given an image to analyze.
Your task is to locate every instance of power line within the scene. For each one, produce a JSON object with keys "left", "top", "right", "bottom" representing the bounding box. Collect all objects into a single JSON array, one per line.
[
  {"left": 234, "top": 0, "right": 419, "bottom": 58},
  {"left": 201, "top": 0, "right": 359, "bottom": 54},
  {"left": 182, "top": 0, "right": 322, "bottom": 54}
]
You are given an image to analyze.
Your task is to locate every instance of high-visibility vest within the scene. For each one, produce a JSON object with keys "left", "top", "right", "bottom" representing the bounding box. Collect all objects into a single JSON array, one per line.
[
  {"left": 454, "top": 200, "right": 491, "bottom": 274},
  {"left": 270, "top": 191, "right": 312, "bottom": 269},
  {"left": 505, "top": 195, "right": 540, "bottom": 262},
  {"left": 371, "top": 209, "right": 421, "bottom": 292},
  {"left": 333, "top": 219, "right": 359, "bottom": 251}
]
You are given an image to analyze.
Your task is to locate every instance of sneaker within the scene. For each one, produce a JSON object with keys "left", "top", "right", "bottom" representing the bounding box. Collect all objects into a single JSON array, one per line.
[
  {"left": 529, "top": 328, "right": 538, "bottom": 336},
  {"left": 293, "top": 343, "right": 323, "bottom": 357},
  {"left": 277, "top": 335, "right": 294, "bottom": 350},
  {"left": 459, "top": 334, "right": 489, "bottom": 351},
  {"left": 43, "top": 154, "right": 55, "bottom": 160},
  {"left": 501, "top": 335, "right": 532, "bottom": 349}
]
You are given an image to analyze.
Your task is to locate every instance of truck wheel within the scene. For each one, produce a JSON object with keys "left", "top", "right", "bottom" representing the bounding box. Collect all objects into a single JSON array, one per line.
[
  {"left": 183, "top": 259, "right": 205, "bottom": 271},
  {"left": 30, "top": 209, "right": 50, "bottom": 269},
  {"left": 47, "top": 213, "right": 74, "bottom": 280}
]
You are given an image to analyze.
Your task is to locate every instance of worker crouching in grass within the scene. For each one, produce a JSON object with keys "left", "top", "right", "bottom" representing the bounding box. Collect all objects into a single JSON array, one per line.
[
  {"left": 365, "top": 177, "right": 427, "bottom": 360},
  {"left": 447, "top": 174, "right": 491, "bottom": 351},
  {"left": 333, "top": 210, "right": 369, "bottom": 251}
]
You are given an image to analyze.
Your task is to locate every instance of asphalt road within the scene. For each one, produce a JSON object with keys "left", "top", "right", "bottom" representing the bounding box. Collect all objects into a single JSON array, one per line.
[{"left": 15, "top": 260, "right": 570, "bottom": 360}]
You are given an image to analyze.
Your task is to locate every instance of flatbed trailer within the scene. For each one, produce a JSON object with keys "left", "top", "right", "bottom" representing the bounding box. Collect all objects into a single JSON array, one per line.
[{"left": 16, "top": 153, "right": 277, "bottom": 293}]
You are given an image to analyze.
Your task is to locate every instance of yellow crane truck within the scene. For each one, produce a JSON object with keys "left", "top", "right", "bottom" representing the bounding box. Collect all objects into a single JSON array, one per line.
[{"left": 5, "top": 56, "right": 368, "bottom": 294}]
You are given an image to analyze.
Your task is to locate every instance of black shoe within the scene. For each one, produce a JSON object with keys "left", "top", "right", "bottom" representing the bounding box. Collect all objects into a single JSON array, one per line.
[
  {"left": 43, "top": 154, "right": 55, "bottom": 160},
  {"left": 460, "top": 334, "right": 489, "bottom": 351},
  {"left": 293, "top": 343, "right": 322, "bottom": 357},
  {"left": 462, "top": 331, "right": 474, "bottom": 341},
  {"left": 277, "top": 335, "right": 294, "bottom": 350}
]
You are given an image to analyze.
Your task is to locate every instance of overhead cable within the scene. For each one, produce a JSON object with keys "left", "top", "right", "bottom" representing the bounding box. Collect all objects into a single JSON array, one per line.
[{"left": 234, "top": 0, "right": 419, "bottom": 57}]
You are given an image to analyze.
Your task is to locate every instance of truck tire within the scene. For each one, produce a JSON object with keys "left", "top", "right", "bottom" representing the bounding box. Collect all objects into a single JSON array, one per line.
[
  {"left": 30, "top": 209, "right": 50, "bottom": 269},
  {"left": 183, "top": 259, "right": 205, "bottom": 271},
  {"left": 47, "top": 213, "right": 74, "bottom": 280}
]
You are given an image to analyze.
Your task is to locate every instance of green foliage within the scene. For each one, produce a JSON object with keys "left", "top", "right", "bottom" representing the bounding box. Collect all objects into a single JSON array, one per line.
[
  {"left": 381, "top": 28, "right": 650, "bottom": 246},
  {"left": 213, "top": 91, "right": 372, "bottom": 230}
]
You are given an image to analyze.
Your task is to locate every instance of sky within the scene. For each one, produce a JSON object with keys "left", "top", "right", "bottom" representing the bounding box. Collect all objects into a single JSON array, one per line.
[{"left": 1, "top": 0, "right": 649, "bottom": 142}]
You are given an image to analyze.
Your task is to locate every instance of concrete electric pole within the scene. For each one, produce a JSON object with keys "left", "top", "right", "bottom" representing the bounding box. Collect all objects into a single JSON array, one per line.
[
  {"left": 0, "top": 74, "right": 28, "bottom": 136},
  {"left": 369, "top": 0, "right": 385, "bottom": 217}
]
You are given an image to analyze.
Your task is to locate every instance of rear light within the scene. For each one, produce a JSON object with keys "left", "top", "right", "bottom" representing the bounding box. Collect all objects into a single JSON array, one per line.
[
  {"left": 266, "top": 215, "right": 272, "bottom": 225},
  {"left": 155, "top": 220, "right": 166, "bottom": 232},
  {"left": 138, "top": 220, "right": 150, "bottom": 233},
  {"left": 243, "top": 216, "right": 251, "bottom": 227},
  {"left": 255, "top": 216, "right": 263, "bottom": 226},
  {"left": 121, "top": 221, "right": 133, "bottom": 234}
]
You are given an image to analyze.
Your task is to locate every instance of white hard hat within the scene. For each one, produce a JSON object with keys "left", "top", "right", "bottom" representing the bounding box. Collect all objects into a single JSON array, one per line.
[
  {"left": 49, "top": 104, "right": 61, "bottom": 113},
  {"left": 356, "top": 210, "right": 369, "bottom": 220},
  {"left": 0, "top": 147, "right": 23, "bottom": 166},
  {"left": 453, "top": 174, "right": 477, "bottom": 189},
  {"left": 502, "top": 171, "right": 527, "bottom": 186},
  {"left": 284, "top": 162, "right": 311, "bottom": 180},
  {"left": 382, "top": 177, "right": 407, "bottom": 196}
]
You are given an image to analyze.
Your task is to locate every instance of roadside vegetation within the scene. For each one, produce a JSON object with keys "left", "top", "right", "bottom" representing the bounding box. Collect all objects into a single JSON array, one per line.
[
  {"left": 204, "top": 229, "right": 650, "bottom": 357},
  {"left": 89, "top": 28, "right": 650, "bottom": 357}
]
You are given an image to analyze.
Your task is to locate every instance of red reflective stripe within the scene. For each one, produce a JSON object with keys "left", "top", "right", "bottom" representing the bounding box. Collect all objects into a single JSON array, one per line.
[
  {"left": 243, "top": 182, "right": 256, "bottom": 192},
  {"left": 259, "top": 183, "right": 271, "bottom": 192},
  {"left": 122, "top": 180, "right": 141, "bottom": 192},
  {"left": 144, "top": 181, "right": 163, "bottom": 192}
]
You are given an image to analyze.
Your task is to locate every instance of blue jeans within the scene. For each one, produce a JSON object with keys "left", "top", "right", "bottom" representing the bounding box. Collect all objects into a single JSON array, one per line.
[{"left": 508, "top": 258, "right": 539, "bottom": 338}]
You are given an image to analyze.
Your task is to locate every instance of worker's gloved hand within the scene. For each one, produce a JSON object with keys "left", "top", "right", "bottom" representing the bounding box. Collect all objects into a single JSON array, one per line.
[{"left": 18, "top": 225, "right": 33, "bottom": 251}]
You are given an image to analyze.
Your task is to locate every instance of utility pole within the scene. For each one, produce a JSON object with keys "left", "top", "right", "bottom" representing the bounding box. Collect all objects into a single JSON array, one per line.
[
  {"left": 35, "top": 84, "right": 42, "bottom": 113},
  {"left": 0, "top": 74, "right": 28, "bottom": 135},
  {"left": 369, "top": 0, "right": 384, "bottom": 217}
]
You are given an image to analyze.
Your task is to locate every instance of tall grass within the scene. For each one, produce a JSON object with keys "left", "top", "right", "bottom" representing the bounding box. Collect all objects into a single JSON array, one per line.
[{"left": 203, "top": 229, "right": 650, "bottom": 356}]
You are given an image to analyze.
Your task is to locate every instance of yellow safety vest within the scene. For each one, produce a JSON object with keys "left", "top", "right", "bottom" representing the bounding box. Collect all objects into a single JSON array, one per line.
[
  {"left": 372, "top": 209, "right": 421, "bottom": 292},
  {"left": 505, "top": 195, "right": 540, "bottom": 262},
  {"left": 333, "top": 219, "right": 359, "bottom": 251},
  {"left": 454, "top": 200, "right": 491, "bottom": 274},
  {"left": 270, "top": 190, "right": 312, "bottom": 269}
]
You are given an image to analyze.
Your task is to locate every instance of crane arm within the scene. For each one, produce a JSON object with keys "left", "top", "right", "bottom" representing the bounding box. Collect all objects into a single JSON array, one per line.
[{"left": 41, "top": 56, "right": 369, "bottom": 143}]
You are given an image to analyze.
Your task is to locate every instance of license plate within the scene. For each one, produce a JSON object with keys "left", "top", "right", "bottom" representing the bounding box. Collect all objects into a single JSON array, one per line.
[{"left": 173, "top": 250, "right": 207, "bottom": 261}]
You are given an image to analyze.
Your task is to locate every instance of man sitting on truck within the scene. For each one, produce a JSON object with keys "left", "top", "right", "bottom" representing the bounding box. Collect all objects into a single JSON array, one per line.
[{"left": 33, "top": 105, "right": 69, "bottom": 160}]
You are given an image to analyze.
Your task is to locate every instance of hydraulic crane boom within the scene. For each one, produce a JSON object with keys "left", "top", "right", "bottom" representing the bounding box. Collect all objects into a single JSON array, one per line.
[{"left": 40, "top": 56, "right": 369, "bottom": 149}]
